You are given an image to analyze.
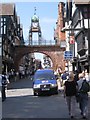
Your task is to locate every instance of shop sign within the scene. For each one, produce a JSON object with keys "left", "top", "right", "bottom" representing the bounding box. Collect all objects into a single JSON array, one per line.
[{"left": 64, "top": 51, "right": 73, "bottom": 60}]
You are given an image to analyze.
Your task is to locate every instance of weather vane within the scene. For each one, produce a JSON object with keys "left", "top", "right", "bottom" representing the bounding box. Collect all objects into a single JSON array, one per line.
[{"left": 34, "top": 7, "right": 36, "bottom": 15}]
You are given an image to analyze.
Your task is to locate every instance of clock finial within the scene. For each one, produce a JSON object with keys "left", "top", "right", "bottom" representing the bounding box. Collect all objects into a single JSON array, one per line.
[{"left": 34, "top": 7, "right": 36, "bottom": 15}]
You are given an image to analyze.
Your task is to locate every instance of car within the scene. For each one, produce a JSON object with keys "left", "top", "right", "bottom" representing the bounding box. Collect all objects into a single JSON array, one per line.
[{"left": 33, "top": 69, "right": 58, "bottom": 96}]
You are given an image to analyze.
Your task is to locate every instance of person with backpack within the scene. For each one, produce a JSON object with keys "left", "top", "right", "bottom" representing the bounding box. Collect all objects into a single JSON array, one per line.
[{"left": 77, "top": 73, "right": 90, "bottom": 119}]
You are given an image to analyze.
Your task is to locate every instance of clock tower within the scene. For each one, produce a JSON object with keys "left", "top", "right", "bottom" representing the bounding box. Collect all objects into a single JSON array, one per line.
[{"left": 29, "top": 7, "right": 42, "bottom": 45}]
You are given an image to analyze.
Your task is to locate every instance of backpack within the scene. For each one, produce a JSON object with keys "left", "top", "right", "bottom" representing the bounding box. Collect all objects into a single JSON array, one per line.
[{"left": 80, "top": 79, "right": 90, "bottom": 93}]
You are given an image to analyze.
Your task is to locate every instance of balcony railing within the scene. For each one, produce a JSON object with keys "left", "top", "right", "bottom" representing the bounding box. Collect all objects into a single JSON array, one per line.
[{"left": 27, "top": 40, "right": 56, "bottom": 46}]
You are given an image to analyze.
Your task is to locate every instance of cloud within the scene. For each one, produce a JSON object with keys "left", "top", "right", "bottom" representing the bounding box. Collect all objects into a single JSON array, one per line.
[{"left": 40, "top": 17, "right": 56, "bottom": 24}]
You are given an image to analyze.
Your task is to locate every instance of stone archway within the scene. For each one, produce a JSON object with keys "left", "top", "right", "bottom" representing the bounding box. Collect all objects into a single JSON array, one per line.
[
  {"left": 13, "top": 45, "right": 65, "bottom": 71},
  {"left": 38, "top": 51, "right": 65, "bottom": 70}
]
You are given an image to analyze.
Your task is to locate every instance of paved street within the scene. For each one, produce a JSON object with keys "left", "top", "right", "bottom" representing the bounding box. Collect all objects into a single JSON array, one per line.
[{"left": 2, "top": 78, "right": 90, "bottom": 119}]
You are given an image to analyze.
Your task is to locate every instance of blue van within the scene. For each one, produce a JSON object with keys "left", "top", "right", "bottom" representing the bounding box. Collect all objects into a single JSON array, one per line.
[{"left": 33, "top": 69, "right": 58, "bottom": 95}]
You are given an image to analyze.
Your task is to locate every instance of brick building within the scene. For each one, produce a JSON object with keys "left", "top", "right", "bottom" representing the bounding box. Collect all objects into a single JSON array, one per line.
[
  {"left": 54, "top": 2, "right": 66, "bottom": 71},
  {"left": 54, "top": 2, "right": 66, "bottom": 47}
]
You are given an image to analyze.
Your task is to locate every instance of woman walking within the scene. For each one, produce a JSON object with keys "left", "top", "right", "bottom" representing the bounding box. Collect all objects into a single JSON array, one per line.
[{"left": 64, "top": 72, "right": 77, "bottom": 118}]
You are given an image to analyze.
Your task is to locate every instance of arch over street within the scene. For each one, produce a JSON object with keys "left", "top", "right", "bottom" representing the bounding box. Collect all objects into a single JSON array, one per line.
[{"left": 13, "top": 45, "right": 65, "bottom": 71}]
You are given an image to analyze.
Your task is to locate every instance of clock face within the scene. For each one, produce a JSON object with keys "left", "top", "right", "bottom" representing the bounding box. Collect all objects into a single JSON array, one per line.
[{"left": 33, "top": 22, "right": 38, "bottom": 28}]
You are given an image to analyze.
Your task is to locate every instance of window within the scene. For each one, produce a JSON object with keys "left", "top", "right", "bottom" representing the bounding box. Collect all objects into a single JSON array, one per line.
[
  {"left": 0, "top": 17, "right": 6, "bottom": 35},
  {"left": 0, "top": 37, "right": 2, "bottom": 43},
  {"left": 72, "top": 8, "right": 80, "bottom": 27},
  {"left": 81, "top": 5, "right": 90, "bottom": 19},
  {"left": 4, "top": 18, "right": 6, "bottom": 22},
  {"left": 4, "top": 25, "right": 6, "bottom": 34},
  {"left": 0, "top": 21, "right": 3, "bottom": 35},
  {"left": 76, "top": 32, "right": 85, "bottom": 52}
]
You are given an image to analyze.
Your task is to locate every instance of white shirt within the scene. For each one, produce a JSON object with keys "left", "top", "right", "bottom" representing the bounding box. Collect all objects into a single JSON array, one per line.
[{"left": 85, "top": 73, "right": 89, "bottom": 82}]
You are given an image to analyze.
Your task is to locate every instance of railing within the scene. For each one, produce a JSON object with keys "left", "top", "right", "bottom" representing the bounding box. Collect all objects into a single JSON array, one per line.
[{"left": 25, "top": 40, "right": 56, "bottom": 46}]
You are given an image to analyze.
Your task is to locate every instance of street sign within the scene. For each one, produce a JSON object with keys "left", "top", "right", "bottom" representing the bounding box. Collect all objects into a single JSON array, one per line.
[{"left": 64, "top": 51, "right": 73, "bottom": 60}]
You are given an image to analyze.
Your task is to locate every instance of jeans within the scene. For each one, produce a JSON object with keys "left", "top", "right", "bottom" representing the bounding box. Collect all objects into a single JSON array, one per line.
[
  {"left": 2, "top": 85, "right": 6, "bottom": 101},
  {"left": 79, "top": 93, "right": 88, "bottom": 116},
  {"left": 66, "top": 96, "right": 76, "bottom": 116}
]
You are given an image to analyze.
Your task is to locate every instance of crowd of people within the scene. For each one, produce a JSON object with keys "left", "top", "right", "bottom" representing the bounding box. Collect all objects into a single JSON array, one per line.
[
  {"left": 7, "top": 70, "right": 31, "bottom": 82},
  {"left": 55, "top": 69, "right": 90, "bottom": 119}
]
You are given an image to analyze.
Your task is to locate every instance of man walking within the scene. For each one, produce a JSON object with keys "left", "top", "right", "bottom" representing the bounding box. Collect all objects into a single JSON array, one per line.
[{"left": 77, "top": 73, "right": 89, "bottom": 119}]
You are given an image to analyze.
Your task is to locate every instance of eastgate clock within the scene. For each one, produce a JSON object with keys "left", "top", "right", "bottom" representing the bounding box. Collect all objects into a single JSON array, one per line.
[{"left": 33, "top": 22, "right": 38, "bottom": 28}]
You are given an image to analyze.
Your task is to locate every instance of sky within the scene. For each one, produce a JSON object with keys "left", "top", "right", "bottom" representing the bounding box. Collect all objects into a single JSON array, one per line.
[
  {"left": 15, "top": 1, "right": 66, "bottom": 43},
  {"left": 1, "top": 0, "right": 66, "bottom": 63},
  {"left": 16, "top": 2, "right": 58, "bottom": 42}
]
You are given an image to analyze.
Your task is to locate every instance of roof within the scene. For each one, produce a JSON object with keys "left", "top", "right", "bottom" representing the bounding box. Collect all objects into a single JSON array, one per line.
[
  {"left": 31, "top": 14, "right": 39, "bottom": 22},
  {"left": 74, "top": 0, "right": 90, "bottom": 4},
  {"left": 0, "top": 3, "right": 15, "bottom": 15}
]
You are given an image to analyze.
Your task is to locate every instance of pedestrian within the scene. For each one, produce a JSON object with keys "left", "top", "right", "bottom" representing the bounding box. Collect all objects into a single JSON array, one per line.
[
  {"left": 84, "top": 70, "right": 90, "bottom": 82},
  {"left": 63, "top": 72, "right": 77, "bottom": 118},
  {"left": 2, "top": 72, "right": 9, "bottom": 102},
  {"left": 61, "top": 70, "right": 69, "bottom": 86},
  {"left": 74, "top": 70, "right": 79, "bottom": 82},
  {"left": 77, "top": 73, "right": 89, "bottom": 119}
]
